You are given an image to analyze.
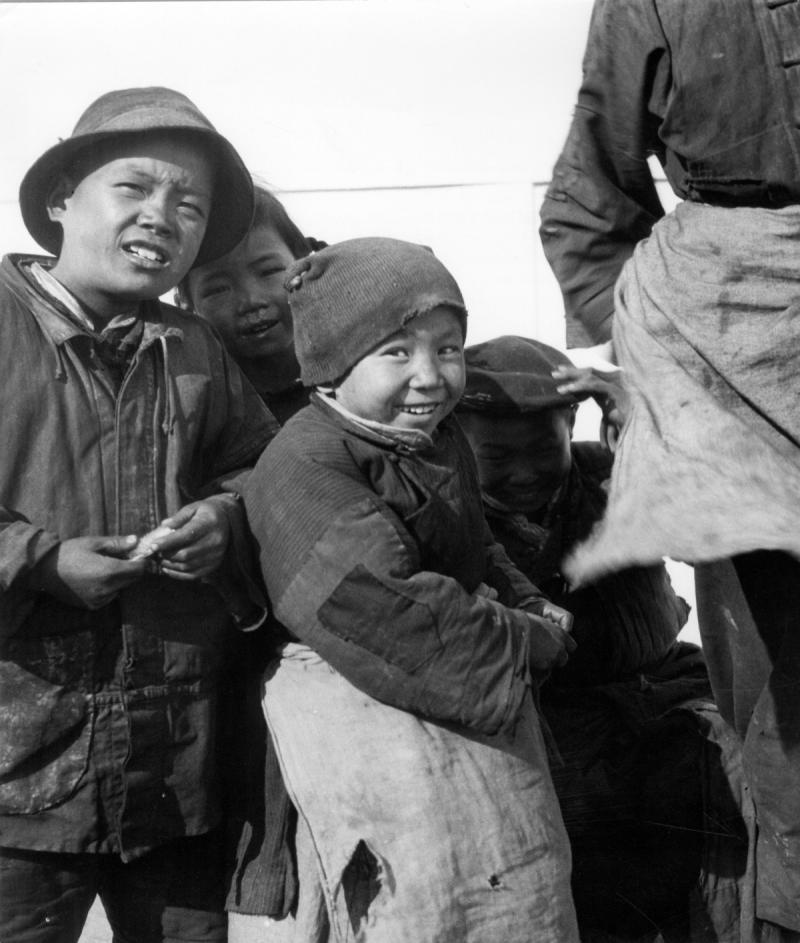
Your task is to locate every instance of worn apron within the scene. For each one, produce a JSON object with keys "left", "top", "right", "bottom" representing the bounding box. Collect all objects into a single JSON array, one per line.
[{"left": 262, "top": 643, "right": 578, "bottom": 943}]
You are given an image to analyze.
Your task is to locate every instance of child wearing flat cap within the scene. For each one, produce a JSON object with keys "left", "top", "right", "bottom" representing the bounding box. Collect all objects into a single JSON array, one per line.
[
  {"left": 0, "top": 87, "right": 277, "bottom": 942},
  {"left": 457, "top": 336, "right": 720, "bottom": 940},
  {"left": 243, "top": 238, "right": 580, "bottom": 942}
]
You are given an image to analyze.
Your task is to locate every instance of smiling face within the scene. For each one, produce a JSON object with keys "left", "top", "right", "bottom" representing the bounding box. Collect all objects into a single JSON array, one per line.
[
  {"left": 185, "top": 223, "right": 296, "bottom": 364},
  {"left": 459, "top": 407, "right": 574, "bottom": 515},
  {"left": 333, "top": 306, "right": 466, "bottom": 435},
  {"left": 47, "top": 133, "right": 213, "bottom": 321}
]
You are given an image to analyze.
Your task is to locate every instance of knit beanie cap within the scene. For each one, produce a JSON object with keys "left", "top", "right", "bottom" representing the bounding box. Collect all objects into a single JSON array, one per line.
[
  {"left": 19, "top": 86, "right": 253, "bottom": 267},
  {"left": 286, "top": 237, "right": 467, "bottom": 386},
  {"left": 458, "top": 335, "right": 588, "bottom": 413}
]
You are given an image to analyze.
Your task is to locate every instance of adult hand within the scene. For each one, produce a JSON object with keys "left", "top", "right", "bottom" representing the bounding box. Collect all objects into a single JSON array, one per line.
[
  {"left": 150, "top": 498, "right": 233, "bottom": 580},
  {"left": 33, "top": 535, "right": 147, "bottom": 610},
  {"left": 553, "top": 364, "right": 630, "bottom": 452},
  {"left": 553, "top": 365, "right": 630, "bottom": 433}
]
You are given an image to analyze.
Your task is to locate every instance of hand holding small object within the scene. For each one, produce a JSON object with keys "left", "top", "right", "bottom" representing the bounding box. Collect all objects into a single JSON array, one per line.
[
  {"left": 138, "top": 499, "right": 232, "bottom": 580},
  {"left": 33, "top": 535, "right": 147, "bottom": 609}
]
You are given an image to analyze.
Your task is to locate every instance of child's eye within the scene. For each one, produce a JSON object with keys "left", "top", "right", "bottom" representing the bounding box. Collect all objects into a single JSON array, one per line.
[
  {"left": 178, "top": 200, "right": 206, "bottom": 219},
  {"left": 381, "top": 346, "right": 409, "bottom": 359},
  {"left": 439, "top": 344, "right": 463, "bottom": 357},
  {"left": 200, "top": 284, "right": 229, "bottom": 300},
  {"left": 482, "top": 451, "right": 510, "bottom": 464},
  {"left": 258, "top": 266, "right": 285, "bottom": 280},
  {"left": 116, "top": 182, "right": 146, "bottom": 196}
]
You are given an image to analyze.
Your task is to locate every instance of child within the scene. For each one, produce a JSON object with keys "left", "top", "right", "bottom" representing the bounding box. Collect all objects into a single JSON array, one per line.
[
  {"left": 243, "top": 238, "right": 580, "bottom": 942},
  {"left": 0, "top": 87, "right": 277, "bottom": 943},
  {"left": 457, "top": 336, "right": 724, "bottom": 940},
  {"left": 178, "top": 186, "right": 325, "bottom": 934},
  {"left": 179, "top": 185, "right": 325, "bottom": 423}
]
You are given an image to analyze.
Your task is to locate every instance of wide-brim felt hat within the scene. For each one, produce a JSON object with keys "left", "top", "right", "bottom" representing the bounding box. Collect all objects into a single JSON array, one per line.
[
  {"left": 459, "top": 334, "right": 589, "bottom": 413},
  {"left": 19, "top": 86, "right": 254, "bottom": 267}
]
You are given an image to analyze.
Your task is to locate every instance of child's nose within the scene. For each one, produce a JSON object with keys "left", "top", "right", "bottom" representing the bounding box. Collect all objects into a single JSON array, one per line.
[
  {"left": 236, "top": 277, "right": 265, "bottom": 312},
  {"left": 409, "top": 355, "right": 443, "bottom": 388},
  {"left": 137, "top": 197, "right": 173, "bottom": 237}
]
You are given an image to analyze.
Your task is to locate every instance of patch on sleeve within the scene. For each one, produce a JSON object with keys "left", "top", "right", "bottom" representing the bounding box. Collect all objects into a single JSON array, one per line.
[{"left": 318, "top": 564, "right": 442, "bottom": 673}]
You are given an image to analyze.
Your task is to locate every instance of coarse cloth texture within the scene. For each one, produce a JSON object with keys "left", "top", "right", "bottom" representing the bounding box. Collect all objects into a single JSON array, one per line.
[
  {"left": 566, "top": 200, "right": 800, "bottom": 585},
  {"left": 19, "top": 86, "right": 253, "bottom": 266},
  {"left": 261, "top": 643, "right": 578, "bottom": 943},
  {"left": 286, "top": 237, "right": 467, "bottom": 386}
]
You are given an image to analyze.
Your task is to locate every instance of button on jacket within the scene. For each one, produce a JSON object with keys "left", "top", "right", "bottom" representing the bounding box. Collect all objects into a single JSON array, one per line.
[{"left": 0, "top": 254, "right": 277, "bottom": 860}]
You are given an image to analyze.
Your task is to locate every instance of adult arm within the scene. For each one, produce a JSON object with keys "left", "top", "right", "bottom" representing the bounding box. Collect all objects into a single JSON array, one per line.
[{"left": 539, "top": 0, "right": 670, "bottom": 345}]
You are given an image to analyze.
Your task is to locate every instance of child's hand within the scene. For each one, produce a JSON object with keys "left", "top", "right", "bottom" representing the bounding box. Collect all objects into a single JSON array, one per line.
[
  {"left": 32, "top": 535, "right": 147, "bottom": 610},
  {"left": 149, "top": 498, "right": 233, "bottom": 580},
  {"left": 539, "top": 600, "right": 573, "bottom": 632},
  {"left": 524, "top": 612, "right": 577, "bottom": 673},
  {"left": 521, "top": 597, "right": 574, "bottom": 632}
]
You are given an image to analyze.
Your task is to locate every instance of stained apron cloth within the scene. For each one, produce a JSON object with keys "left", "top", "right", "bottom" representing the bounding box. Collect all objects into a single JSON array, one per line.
[
  {"left": 566, "top": 200, "right": 800, "bottom": 583},
  {"left": 262, "top": 643, "right": 578, "bottom": 943}
]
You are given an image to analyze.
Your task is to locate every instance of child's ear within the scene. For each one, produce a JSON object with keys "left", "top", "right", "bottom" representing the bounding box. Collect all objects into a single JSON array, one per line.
[{"left": 46, "top": 175, "right": 75, "bottom": 223}]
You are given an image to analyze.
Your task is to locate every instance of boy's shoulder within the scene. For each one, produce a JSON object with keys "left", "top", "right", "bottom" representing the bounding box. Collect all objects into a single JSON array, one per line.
[
  {"left": 0, "top": 253, "right": 60, "bottom": 323},
  {"left": 267, "top": 399, "right": 361, "bottom": 467},
  {"left": 156, "top": 298, "right": 244, "bottom": 362},
  {"left": 157, "top": 297, "right": 219, "bottom": 338}
]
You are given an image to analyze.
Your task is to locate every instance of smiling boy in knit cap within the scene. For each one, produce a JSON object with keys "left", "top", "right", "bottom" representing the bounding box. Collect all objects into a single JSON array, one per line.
[
  {"left": 0, "top": 87, "right": 277, "bottom": 942},
  {"left": 243, "top": 237, "right": 579, "bottom": 942}
]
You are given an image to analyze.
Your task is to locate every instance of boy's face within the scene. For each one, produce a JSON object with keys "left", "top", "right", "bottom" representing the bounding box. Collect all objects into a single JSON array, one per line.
[
  {"left": 334, "top": 306, "right": 465, "bottom": 435},
  {"left": 185, "top": 224, "right": 295, "bottom": 364},
  {"left": 48, "top": 133, "right": 213, "bottom": 320},
  {"left": 459, "top": 407, "right": 574, "bottom": 514}
]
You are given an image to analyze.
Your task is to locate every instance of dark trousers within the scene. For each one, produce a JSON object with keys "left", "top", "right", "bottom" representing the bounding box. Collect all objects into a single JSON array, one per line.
[
  {"left": 0, "top": 832, "right": 227, "bottom": 943},
  {"left": 698, "top": 551, "right": 800, "bottom": 933}
]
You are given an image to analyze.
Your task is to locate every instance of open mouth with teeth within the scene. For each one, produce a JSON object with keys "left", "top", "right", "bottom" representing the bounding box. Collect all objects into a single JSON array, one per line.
[
  {"left": 397, "top": 403, "right": 441, "bottom": 417},
  {"left": 240, "top": 318, "right": 280, "bottom": 337},
  {"left": 124, "top": 242, "right": 169, "bottom": 269}
]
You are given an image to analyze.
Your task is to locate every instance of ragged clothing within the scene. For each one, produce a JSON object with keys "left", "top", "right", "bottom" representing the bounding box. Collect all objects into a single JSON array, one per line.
[
  {"left": 564, "top": 203, "right": 800, "bottom": 583},
  {"left": 246, "top": 395, "right": 554, "bottom": 736},
  {"left": 486, "top": 441, "right": 718, "bottom": 938},
  {"left": 242, "top": 393, "right": 578, "bottom": 941},
  {"left": 0, "top": 254, "right": 277, "bottom": 860},
  {"left": 264, "top": 644, "right": 576, "bottom": 943},
  {"left": 485, "top": 443, "right": 689, "bottom": 685},
  {"left": 539, "top": 1, "right": 800, "bottom": 933}
]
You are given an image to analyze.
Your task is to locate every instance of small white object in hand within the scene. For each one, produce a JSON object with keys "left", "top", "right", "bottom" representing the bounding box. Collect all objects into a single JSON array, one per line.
[{"left": 128, "top": 525, "right": 175, "bottom": 560}]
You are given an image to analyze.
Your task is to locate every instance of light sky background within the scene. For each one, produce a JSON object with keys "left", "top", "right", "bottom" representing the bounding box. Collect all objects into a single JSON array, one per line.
[
  {"left": 0, "top": 0, "right": 696, "bottom": 637},
  {"left": 0, "top": 0, "right": 596, "bottom": 346}
]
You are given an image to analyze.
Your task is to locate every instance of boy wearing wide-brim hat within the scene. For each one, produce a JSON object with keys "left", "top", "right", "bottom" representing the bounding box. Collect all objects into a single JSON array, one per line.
[{"left": 0, "top": 87, "right": 277, "bottom": 943}]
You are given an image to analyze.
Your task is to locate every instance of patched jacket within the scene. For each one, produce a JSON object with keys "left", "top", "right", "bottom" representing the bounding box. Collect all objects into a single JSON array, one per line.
[
  {"left": 244, "top": 395, "right": 550, "bottom": 737},
  {"left": 0, "top": 255, "right": 277, "bottom": 859}
]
